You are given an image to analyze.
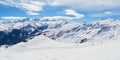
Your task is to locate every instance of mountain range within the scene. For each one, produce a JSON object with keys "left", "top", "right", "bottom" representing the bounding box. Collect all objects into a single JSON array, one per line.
[
  {"left": 0, "top": 18, "right": 120, "bottom": 46},
  {"left": 0, "top": 18, "right": 120, "bottom": 60}
]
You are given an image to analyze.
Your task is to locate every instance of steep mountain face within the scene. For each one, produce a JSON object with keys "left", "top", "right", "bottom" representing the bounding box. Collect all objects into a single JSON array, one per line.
[
  {"left": 0, "top": 18, "right": 120, "bottom": 46},
  {"left": 0, "top": 18, "right": 67, "bottom": 46}
]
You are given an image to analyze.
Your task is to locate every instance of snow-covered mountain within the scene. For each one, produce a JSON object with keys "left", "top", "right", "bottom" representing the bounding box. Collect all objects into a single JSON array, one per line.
[
  {"left": 0, "top": 18, "right": 120, "bottom": 46},
  {"left": 0, "top": 33, "right": 120, "bottom": 60},
  {"left": 0, "top": 18, "right": 67, "bottom": 45},
  {"left": 0, "top": 18, "right": 120, "bottom": 60},
  {"left": 43, "top": 18, "right": 120, "bottom": 43}
]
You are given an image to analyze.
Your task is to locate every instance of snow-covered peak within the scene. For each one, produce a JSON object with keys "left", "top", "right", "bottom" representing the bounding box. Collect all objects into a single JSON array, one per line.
[
  {"left": 43, "top": 18, "right": 120, "bottom": 43},
  {"left": 0, "top": 18, "right": 120, "bottom": 45},
  {"left": 0, "top": 18, "right": 69, "bottom": 45},
  {"left": 91, "top": 18, "right": 120, "bottom": 26},
  {"left": 0, "top": 18, "right": 120, "bottom": 60},
  {"left": 0, "top": 18, "right": 68, "bottom": 31}
]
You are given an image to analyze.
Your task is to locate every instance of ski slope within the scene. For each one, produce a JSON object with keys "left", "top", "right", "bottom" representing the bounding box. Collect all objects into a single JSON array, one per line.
[{"left": 0, "top": 35, "right": 120, "bottom": 60}]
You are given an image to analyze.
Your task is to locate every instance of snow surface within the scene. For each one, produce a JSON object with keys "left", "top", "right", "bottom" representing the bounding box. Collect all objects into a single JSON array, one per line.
[
  {"left": 0, "top": 18, "right": 120, "bottom": 60},
  {"left": 0, "top": 35, "right": 120, "bottom": 60}
]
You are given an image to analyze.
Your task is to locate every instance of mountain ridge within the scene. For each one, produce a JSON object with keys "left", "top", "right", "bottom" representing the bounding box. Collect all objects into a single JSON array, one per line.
[{"left": 0, "top": 18, "right": 120, "bottom": 46}]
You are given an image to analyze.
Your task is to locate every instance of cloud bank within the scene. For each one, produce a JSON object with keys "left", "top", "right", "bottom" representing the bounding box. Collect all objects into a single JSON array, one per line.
[
  {"left": 0, "top": 0, "right": 119, "bottom": 20},
  {"left": 0, "top": 0, "right": 120, "bottom": 15},
  {"left": 2, "top": 16, "right": 26, "bottom": 20}
]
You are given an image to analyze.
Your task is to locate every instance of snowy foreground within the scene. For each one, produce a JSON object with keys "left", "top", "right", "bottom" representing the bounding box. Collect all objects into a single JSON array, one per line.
[{"left": 0, "top": 35, "right": 120, "bottom": 60}]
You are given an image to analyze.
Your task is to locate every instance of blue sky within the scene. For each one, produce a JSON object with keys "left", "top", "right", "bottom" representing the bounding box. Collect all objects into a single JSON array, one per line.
[{"left": 0, "top": 0, "right": 120, "bottom": 22}]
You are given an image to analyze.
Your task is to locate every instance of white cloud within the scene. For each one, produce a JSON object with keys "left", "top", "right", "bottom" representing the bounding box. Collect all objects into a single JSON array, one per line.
[
  {"left": 0, "top": 20, "right": 4, "bottom": 23},
  {"left": 19, "top": 1, "right": 45, "bottom": 12},
  {"left": 0, "top": 0, "right": 120, "bottom": 16},
  {"left": 40, "top": 16, "right": 75, "bottom": 21},
  {"left": 47, "top": 0, "right": 63, "bottom": 6},
  {"left": 47, "top": 0, "right": 120, "bottom": 10},
  {"left": 40, "top": 9, "right": 84, "bottom": 21},
  {"left": 64, "top": 9, "right": 84, "bottom": 18},
  {"left": 27, "top": 11, "right": 40, "bottom": 15},
  {"left": 104, "top": 12, "right": 113, "bottom": 14},
  {"left": 90, "top": 11, "right": 120, "bottom": 17},
  {"left": 2, "top": 16, "right": 26, "bottom": 20},
  {"left": 20, "top": 3, "right": 41, "bottom": 12},
  {"left": 0, "top": 0, "right": 46, "bottom": 15}
]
